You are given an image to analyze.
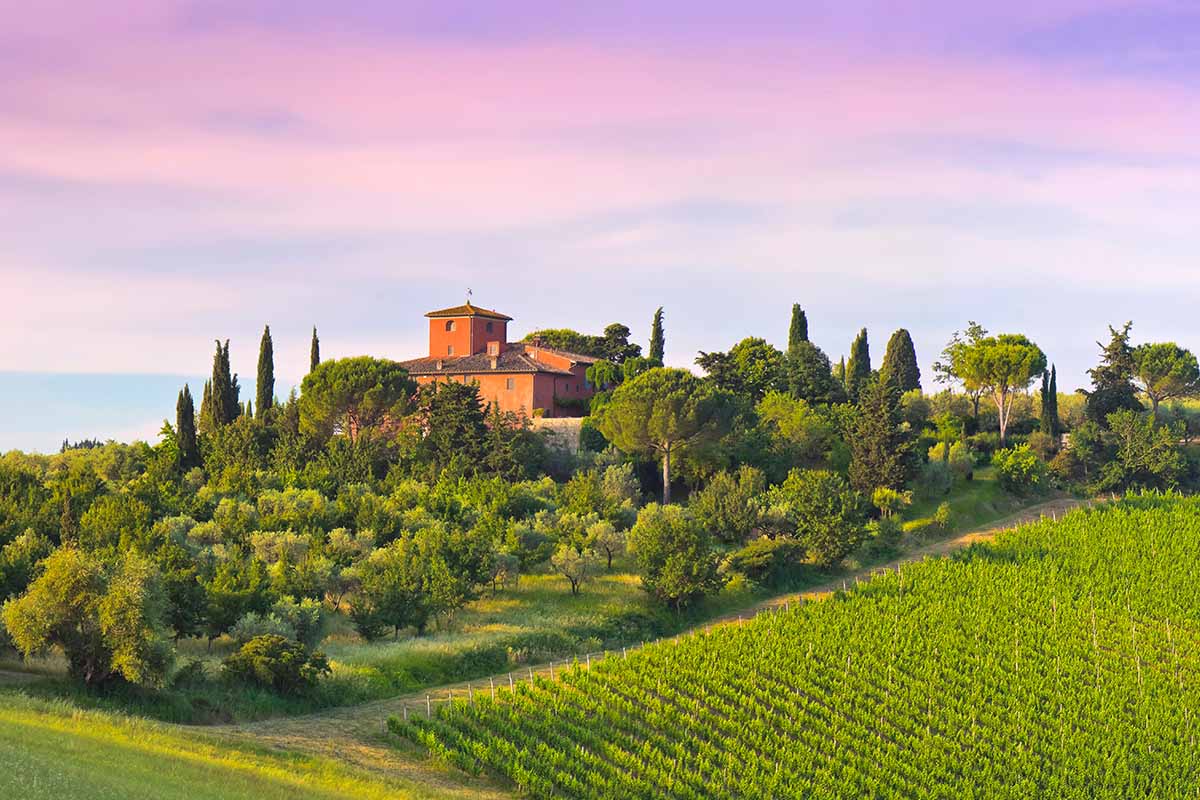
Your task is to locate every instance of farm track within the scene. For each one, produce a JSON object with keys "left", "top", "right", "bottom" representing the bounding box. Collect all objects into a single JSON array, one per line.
[{"left": 213, "top": 494, "right": 1088, "bottom": 790}]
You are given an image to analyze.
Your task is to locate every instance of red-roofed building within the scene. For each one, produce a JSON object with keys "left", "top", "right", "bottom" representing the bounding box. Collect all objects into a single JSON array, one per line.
[{"left": 399, "top": 303, "right": 596, "bottom": 418}]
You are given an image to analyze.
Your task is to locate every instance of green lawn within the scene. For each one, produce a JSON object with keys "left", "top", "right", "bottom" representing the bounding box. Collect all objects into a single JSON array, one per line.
[
  {"left": 902, "top": 466, "right": 1029, "bottom": 536},
  {"left": 0, "top": 693, "right": 465, "bottom": 800}
]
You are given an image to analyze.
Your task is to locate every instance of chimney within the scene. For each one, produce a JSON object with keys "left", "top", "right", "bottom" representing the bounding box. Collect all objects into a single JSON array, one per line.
[
  {"left": 435, "top": 360, "right": 443, "bottom": 371},
  {"left": 490, "top": 357, "right": 498, "bottom": 369}
]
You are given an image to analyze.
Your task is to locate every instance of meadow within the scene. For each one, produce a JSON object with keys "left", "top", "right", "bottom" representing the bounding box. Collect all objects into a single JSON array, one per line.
[{"left": 396, "top": 495, "right": 1200, "bottom": 799}]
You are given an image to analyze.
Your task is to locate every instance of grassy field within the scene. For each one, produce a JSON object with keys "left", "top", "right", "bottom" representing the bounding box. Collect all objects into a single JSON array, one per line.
[
  {"left": 399, "top": 496, "right": 1198, "bottom": 798},
  {"left": 0, "top": 693, "right": 498, "bottom": 800}
]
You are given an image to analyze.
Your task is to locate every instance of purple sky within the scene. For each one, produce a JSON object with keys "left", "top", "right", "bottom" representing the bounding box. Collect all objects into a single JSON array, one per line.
[{"left": 4, "top": 1, "right": 1200, "bottom": 450}]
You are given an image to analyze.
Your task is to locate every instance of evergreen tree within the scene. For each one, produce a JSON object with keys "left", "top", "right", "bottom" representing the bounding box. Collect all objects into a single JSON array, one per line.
[
  {"left": 785, "top": 341, "right": 846, "bottom": 405},
  {"left": 848, "top": 379, "right": 912, "bottom": 495},
  {"left": 844, "top": 328, "right": 871, "bottom": 403},
  {"left": 209, "top": 340, "right": 240, "bottom": 427},
  {"left": 880, "top": 329, "right": 921, "bottom": 393},
  {"left": 60, "top": 490, "right": 76, "bottom": 546},
  {"left": 199, "top": 380, "right": 213, "bottom": 433},
  {"left": 1048, "top": 365, "right": 1059, "bottom": 434},
  {"left": 310, "top": 326, "right": 320, "bottom": 374},
  {"left": 256, "top": 325, "right": 274, "bottom": 418},
  {"left": 176, "top": 384, "right": 199, "bottom": 470},
  {"left": 787, "top": 304, "right": 809, "bottom": 356},
  {"left": 834, "top": 356, "right": 846, "bottom": 385},
  {"left": 1084, "top": 323, "right": 1142, "bottom": 426},
  {"left": 648, "top": 307, "right": 665, "bottom": 364}
]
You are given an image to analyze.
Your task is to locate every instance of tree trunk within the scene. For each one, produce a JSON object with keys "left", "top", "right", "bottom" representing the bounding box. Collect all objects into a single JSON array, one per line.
[
  {"left": 996, "top": 389, "right": 1008, "bottom": 445},
  {"left": 661, "top": 446, "right": 672, "bottom": 505}
]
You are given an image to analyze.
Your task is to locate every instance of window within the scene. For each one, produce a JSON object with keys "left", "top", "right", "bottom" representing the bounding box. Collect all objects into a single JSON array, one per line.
[
  {"left": 487, "top": 341, "right": 499, "bottom": 356},
  {"left": 506, "top": 378, "right": 515, "bottom": 390},
  {"left": 445, "top": 320, "right": 456, "bottom": 332},
  {"left": 486, "top": 321, "right": 494, "bottom": 332},
  {"left": 447, "top": 344, "right": 454, "bottom": 355}
]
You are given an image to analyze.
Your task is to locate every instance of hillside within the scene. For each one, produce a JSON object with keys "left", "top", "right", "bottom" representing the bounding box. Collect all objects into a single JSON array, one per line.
[{"left": 397, "top": 497, "right": 1200, "bottom": 798}]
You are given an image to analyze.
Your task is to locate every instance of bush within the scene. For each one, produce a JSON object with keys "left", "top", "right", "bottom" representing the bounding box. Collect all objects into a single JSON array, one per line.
[
  {"left": 766, "top": 469, "right": 866, "bottom": 568},
  {"left": 222, "top": 634, "right": 330, "bottom": 696},
  {"left": 726, "top": 537, "right": 805, "bottom": 586},
  {"left": 917, "top": 460, "right": 953, "bottom": 499},
  {"left": 271, "top": 596, "right": 327, "bottom": 648},
  {"left": 690, "top": 466, "right": 765, "bottom": 544},
  {"left": 933, "top": 501, "right": 954, "bottom": 531},
  {"left": 992, "top": 445, "right": 1049, "bottom": 496},
  {"left": 230, "top": 612, "right": 296, "bottom": 646},
  {"left": 628, "top": 504, "right": 724, "bottom": 610}
]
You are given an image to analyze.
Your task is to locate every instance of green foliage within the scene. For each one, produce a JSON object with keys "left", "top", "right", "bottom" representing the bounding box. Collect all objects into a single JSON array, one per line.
[
  {"left": 767, "top": 469, "right": 865, "bottom": 567},
  {"left": 871, "top": 487, "right": 912, "bottom": 518},
  {"left": 1131, "top": 341, "right": 1199, "bottom": 420},
  {"left": 596, "top": 368, "right": 734, "bottom": 504},
  {"left": 256, "top": 324, "right": 275, "bottom": 418},
  {"left": 586, "top": 359, "right": 622, "bottom": 390},
  {"left": 695, "top": 337, "right": 786, "bottom": 402},
  {"left": 78, "top": 494, "right": 152, "bottom": 553},
  {"left": 1100, "top": 409, "right": 1185, "bottom": 491},
  {"left": 880, "top": 328, "right": 921, "bottom": 393},
  {"left": 726, "top": 536, "right": 806, "bottom": 586},
  {"left": 206, "top": 339, "right": 241, "bottom": 430},
  {"left": 550, "top": 543, "right": 599, "bottom": 595},
  {"left": 848, "top": 379, "right": 913, "bottom": 495},
  {"left": 221, "top": 634, "right": 330, "bottom": 696},
  {"left": 844, "top": 328, "right": 871, "bottom": 403},
  {"left": 689, "top": 466, "right": 765, "bottom": 544},
  {"left": 958, "top": 332, "right": 1047, "bottom": 443},
  {"left": 784, "top": 341, "right": 845, "bottom": 405},
  {"left": 933, "top": 501, "right": 954, "bottom": 530},
  {"left": 627, "top": 504, "right": 723, "bottom": 609},
  {"left": 176, "top": 384, "right": 200, "bottom": 470},
  {"left": 1085, "top": 322, "right": 1142, "bottom": 426},
  {"left": 2, "top": 548, "right": 173, "bottom": 687},
  {"left": 299, "top": 356, "right": 415, "bottom": 444},
  {"left": 756, "top": 392, "right": 835, "bottom": 470},
  {"left": 991, "top": 444, "right": 1049, "bottom": 495},
  {"left": 648, "top": 307, "right": 665, "bottom": 364},
  {"left": 309, "top": 326, "right": 320, "bottom": 374},
  {"left": 786, "top": 304, "right": 809, "bottom": 355}
]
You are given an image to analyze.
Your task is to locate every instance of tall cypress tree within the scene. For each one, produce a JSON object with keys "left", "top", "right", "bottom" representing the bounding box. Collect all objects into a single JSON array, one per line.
[
  {"left": 210, "top": 339, "right": 240, "bottom": 427},
  {"left": 199, "top": 379, "right": 213, "bottom": 433},
  {"left": 848, "top": 378, "right": 912, "bottom": 494},
  {"left": 648, "top": 307, "right": 665, "bottom": 363},
  {"left": 787, "top": 304, "right": 809, "bottom": 356},
  {"left": 845, "top": 328, "right": 871, "bottom": 403},
  {"left": 1047, "top": 365, "right": 1060, "bottom": 436},
  {"left": 310, "top": 326, "right": 321, "bottom": 374},
  {"left": 176, "top": 384, "right": 199, "bottom": 469},
  {"left": 880, "top": 328, "right": 921, "bottom": 393},
  {"left": 256, "top": 325, "right": 274, "bottom": 418}
]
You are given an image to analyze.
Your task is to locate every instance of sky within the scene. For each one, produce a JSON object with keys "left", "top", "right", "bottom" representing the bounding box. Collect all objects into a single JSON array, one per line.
[{"left": 3, "top": 1, "right": 1200, "bottom": 452}]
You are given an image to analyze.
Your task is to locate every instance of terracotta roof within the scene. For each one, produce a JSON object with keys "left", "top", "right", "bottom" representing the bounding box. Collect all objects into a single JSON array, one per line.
[
  {"left": 424, "top": 303, "right": 513, "bottom": 321},
  {"left": 400, "top": 348, "right": 575, "bottom": 377},
  {"left": 512, "top": 342, "right": 599, "bottom": 365}
]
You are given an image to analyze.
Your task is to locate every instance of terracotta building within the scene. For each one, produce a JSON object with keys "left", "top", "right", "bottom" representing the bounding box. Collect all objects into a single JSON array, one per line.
[{"left": 399, "top": 303, "right": 597, "bottom": 418}]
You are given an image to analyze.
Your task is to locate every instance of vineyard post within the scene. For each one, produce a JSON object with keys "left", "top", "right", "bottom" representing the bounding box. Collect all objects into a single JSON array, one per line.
[
  {"left": 529, "top": 666, "right": 534, "bottom": 686},
  {"left": 623, "top": 646, "right": 627, "bottom": 659},
  {"left": 490, "top": 677, "right": 495, "bottom": 701},
  {"left": 426, "top": 695, "right": 431, "bottom": 717},
  {"left": 403, "top": 706, "right": 408, "bottom": 722},
  {"left": 468, "top": 683, "right": 473, "bottom": 704},
  {"left": 843, "top": 580, "right": 847, "bottom": 592},
  {"left": 587, "top": 653, "right": 592, "bottom": 669},
  {"left": 550, "top": 662, "right": 555, "bottom": 681}
]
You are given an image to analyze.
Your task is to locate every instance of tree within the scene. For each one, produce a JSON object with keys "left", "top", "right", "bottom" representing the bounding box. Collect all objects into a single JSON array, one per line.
[
  {"left": 648, "top": 307, "right": 665, "bottom": 363},
  {"left": 550, "top": 543, "right": 599, "bottom": 595},
  {"left": 595, "top": 368, "right": 734, "bottom": 503},
  {"left": 209, "top": 339, "right": 240, "bottom": 428},
  {"left": 787, "top": 304, "right": 809, "bottom": 356},
  {"left": 756, "top": 392, "right": 835, "bottom": 468},
  {"left": 413, "top": 381, "right": 488, "bottom": 471},
  {"left": 1131, "top": 342, "right": 1199, "bottom": 422},
  {"left": 696, "top": 338, "right": 786, "bottom": 402},
  {"left": 933, "top": 321, "right": 988, "bottom": 423},
  {"left": 599, "top": 323, "right": 641, "bottom": 363},
  {"left": 784, "top": 341, "right": 845, "bottom": 405},
  {"left": 1084, "top": 323, "right": 1142, "bottom": 426},
  {"left": 176, "top": 384, "right": 199, "bottom": 470},
  {"left": 310, "top": 326, "right": 320, "bottom": 374},
  {"left": 222, "top": 634, "right": 329, "bottom": 696},
  {"left": 586, "top": 520, "right": 625, "bottom": 570},
  {"left": 299, "top": 357, "right": 415, "bottom": 443},
  {"left": 959, "top": 334, "right": 1047, "bottom": 444},
  {"left": 627, "top": 504, "right": 723, "bottom": 610},
  {"left": 848, "top": 379, "right": 912, "bottom": 494},
  {"left": 766, "top": 470, "right": 865, "bottom": 568},
  {"left": 256, "top": 325, "right": 275, "bottom": 418},
  {"left": 586, "top": 359, "right": 623, "bottom": 390},
  {"left": 2, "top": 549, "right": 172, "bottom": 687},
  {"left": 880, "top": 329, "right": 921, "bottom": 393},
  {"left": 689, "top": 466, "right": 765, "bottom": 544},
  {"left": 844, "top": 328, "right": 871, "bottom": 403},
  {"left": 1102, "top": 409, "right": 1185, "bottom": 490}
]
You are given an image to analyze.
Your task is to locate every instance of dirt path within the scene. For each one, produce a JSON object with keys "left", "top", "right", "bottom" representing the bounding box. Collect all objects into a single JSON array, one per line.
[{"left": 214, "top": 495, "right": 1088, "bottom": 786}]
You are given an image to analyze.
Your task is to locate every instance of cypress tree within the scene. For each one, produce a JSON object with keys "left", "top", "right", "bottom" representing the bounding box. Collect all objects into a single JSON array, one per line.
[
  {"left": 845, "top": 328, "right": 871, "bottom": 403},
  {"left": 648, "top": 307, "right": 665, "bottom": 363},
  {"left": 1047, "top": 365, "right": 1060, "bottom": 436},
  {"left": 880, "top": 328, "right": 921, "bottom": 393},
  {"left": 256, "top": 325, "right": 274, "bottom": 418},
  {"left": 848, "top": 379, "right": 912, "bottom": 494},
  {"left": 199, "top": 380, "right": 213, "bottom": 433},
  {"left": 834, "top": 356, "right": 846, "bottom": 385},
  {"left": 310, "top": 326, "right": 320, "bottom": 374},
  {"left": 176, "top": 384, "right": 199, "bottom": 469},
  {"left": 210, "top": 339, "right": 240, "bottom": 427},
  {"left": 787, "top": 304, "right": 809, "bottom": 356}
]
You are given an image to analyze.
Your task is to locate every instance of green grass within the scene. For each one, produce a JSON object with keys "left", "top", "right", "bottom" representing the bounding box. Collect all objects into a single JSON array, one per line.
[
  {"left": 902, "top": 465, "right": 1029, "bottom": 536},
  {"left": 0, "top": 692, "right": 467, "bottom": 800}
]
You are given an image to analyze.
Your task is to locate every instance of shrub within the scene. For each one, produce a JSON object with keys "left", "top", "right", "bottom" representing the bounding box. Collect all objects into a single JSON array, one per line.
[
  {"left": 917, "top": 460, "right": 953, "bottom": 499},
  {"left": 933, "top": 502, "right": 954, "bottom": 531},
  {"left": 766, "top": 469, "right": 866, "bottom": 568},
  {"left": 690, "top": 466, "right": 765, "bottom": 544},
  {"left": 230, "top": 611, "right": 296, "bottom": 646},
  {"left": 871, "top": 487, "right": 913, "bottom": 518},
  {"left": 992, "top": 445, "right": 1049, "bottom": 496},
  {"left": 628, "top": 504, "right": 724, "bottom": 610},
  {"left": 726, "top": 537, "right": 805, "bottom": 586},
  {"left": 271, "top": 596, "right": 327, "bottom": 648},
  {"left": 222, "top": 634, "right": 330, "bottom": 696}
]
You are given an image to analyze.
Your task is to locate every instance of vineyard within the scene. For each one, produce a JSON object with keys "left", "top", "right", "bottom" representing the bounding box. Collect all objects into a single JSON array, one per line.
[{"left": 392, "top": 495, "right": 1200, "bottom": 798}]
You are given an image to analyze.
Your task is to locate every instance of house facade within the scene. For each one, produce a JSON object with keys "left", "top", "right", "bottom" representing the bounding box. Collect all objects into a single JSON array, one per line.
[{"left": 399, "top": 303, "right": 596, "bottom": 418}]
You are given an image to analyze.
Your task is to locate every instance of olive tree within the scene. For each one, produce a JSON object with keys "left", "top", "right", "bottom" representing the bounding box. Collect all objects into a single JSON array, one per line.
[{"left": 596, "top": 368, "right": 734, "bottom": 503}]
